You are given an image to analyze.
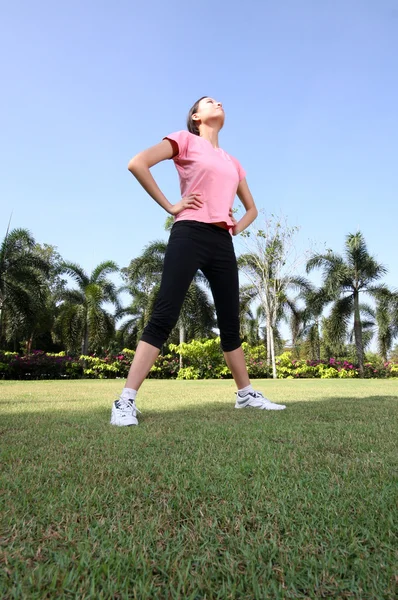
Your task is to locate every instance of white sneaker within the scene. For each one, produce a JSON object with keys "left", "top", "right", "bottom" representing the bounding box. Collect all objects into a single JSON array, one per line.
[
  {"left": 110, "top": 397, "right": 140, "bottom": 426},
  {"left": 235, "top": 390, "right": 286, "bottom": 410}
]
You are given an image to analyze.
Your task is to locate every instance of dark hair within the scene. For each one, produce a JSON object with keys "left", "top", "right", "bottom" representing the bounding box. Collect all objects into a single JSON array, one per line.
[{"left": 187, "top": 96, "right": 208, "bottom": 136}]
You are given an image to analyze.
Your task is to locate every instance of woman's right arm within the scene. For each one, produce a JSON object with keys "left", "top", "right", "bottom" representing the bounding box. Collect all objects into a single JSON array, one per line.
[{"left": 128, "top": 139, "right": 202, "bottom": 215}]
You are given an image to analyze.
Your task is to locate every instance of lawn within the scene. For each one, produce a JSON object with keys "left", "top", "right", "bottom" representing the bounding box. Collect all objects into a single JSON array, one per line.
[{"left": 1, "top": 379, "right": 397, "bottom": 599}]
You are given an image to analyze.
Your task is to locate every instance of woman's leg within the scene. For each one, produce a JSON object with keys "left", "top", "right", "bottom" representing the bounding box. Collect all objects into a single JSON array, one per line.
[
  {"left": 201, "top": 237, "right": 248, "bottom": 388},
  {"left": 202, "top": 235, "right": 285, "bottom": 409},
  {"left": 124, "top": 341, "right": 161, "bottom": 391},
  {"left": 122, "top": 223, "right": 200, "bottom": 392},
  {"left": 223, "top": 346, "right": 250, "bottom": 389}
]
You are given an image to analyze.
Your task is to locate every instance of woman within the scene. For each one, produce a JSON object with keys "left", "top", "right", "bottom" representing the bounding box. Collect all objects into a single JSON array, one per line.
[{"left": 111, "top": 97, "right": 286, "bottom": 426}]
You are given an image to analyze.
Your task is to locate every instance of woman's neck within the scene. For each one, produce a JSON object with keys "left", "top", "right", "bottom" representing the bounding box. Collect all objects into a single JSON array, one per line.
[{"left": 199, "top": 124, "right": 220, "bottom": 148}]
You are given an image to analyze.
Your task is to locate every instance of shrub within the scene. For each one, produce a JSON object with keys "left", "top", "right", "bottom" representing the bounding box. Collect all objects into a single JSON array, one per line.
[
  {"left": 0, "top": 346, "right": 396, "bottom": 380},
  {"left": 1, "top": 351, "right": 82, "bottom": 380},
  {"left": 149, "top": 354, "right": 180, "bottom": 379},
  {"left": 177, "top": 366, "right": 200, "bottom": 380},
  {"left": 80, "top": 355, "right": 120, "bottom": 379},
  {"left": 338, "top": 368, "right": 358, "bottom": 378},
  {"left": 389, "top": 364, "right": 398, "bottom": 377},
  {"left": 242, "top": 343, "right": 271, "bottom": 378},
  {"left": 170, "top": 338, "right": 225, "bottom": 379},
  {"left": 318, "top": 365, "right": 339, "bottom": 379}
]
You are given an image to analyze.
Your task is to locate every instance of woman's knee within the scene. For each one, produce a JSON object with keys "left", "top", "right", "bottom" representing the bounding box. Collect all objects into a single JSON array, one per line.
[
  {"left": 141, "top": 309, "right": 178, "bottom": 348},
  {"left": 220, "top": 327, "right": 241, "bottom": 352}
]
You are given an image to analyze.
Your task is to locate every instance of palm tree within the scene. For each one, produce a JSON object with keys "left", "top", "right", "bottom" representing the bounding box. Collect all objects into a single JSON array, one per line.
[
  {"left": 116, "top": 285, "right": 158, "bottom": 349},
  {"left": 239, "top": 284, "right": 258, "bottom": 343},
  {"left": 174, "top": 277, "right": 215, "bottom": 344},
  {"left": 28, "top": 244, "right": 67, "bottom": 353},
  {"left": 0, "top": 227, "right": 49, "bottom": 348},
  {"left": 56, "top": 261, "right": 120, "bottom": 354},
  {"left": 248, "top": 305, "right": 264, "bottom": 346},
  {"left": 120, "top": 240, "right": 170, "bottom": 350},
  {"left": 238, "top": 250, "right": 312, "bottom": 377},
  {"left": 306, "top": 232, "right": 387, "bottom": 377},
  {"left": 288, "top": 287, "right": 332, "bottom": 360},
  {"left": 373, "top": 289, "right": 398, "bottom": 362},
  {"left": 390, "top": 343, "right": 398, "bottom": 362}
]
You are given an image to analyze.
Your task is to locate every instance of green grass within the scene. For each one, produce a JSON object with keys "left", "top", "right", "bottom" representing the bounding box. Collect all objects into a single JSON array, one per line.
[{"left": 1, "top": 379, "right": 397, "bottom": 599}]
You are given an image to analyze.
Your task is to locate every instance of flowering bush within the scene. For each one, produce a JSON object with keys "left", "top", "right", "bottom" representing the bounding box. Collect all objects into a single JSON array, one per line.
[
  {"left": 317, "top": 365, "right": 339, "bottom": 379},
  {"left": 80, "top": 355, "right": 120, "bottom": 379},
  {"left": 0, "top": 346, "right": 397, "bottom": 380},
  {"left": 177, "top": 366, "right": 200, "bottom": 380},
  {"left": 0, "top": 350, "right": 83, "bottom": 379},
  {"left": 242, "top": 343, "right": 271, "bottom": 378},
  {"left": 170, "top": 338, "right": 228, "bottom": 379},
  {"left": 149, "top": 354, "right": 180, "bottom": 379},
  {"left": 389, "top": 363, "right": 398, "bottom": 377}
]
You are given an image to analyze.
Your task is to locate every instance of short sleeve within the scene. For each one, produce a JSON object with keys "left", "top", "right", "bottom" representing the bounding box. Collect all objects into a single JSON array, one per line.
[
  {"left": 230, "top": 155, "right": 246, "bottom": 181},
  {"left": 163, "top": 130, "right": 190, "bottom": 160}
]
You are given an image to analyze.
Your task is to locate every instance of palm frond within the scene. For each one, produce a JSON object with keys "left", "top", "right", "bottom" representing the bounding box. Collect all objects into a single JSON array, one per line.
[
  {"left": 59, "top": 289, "right": 86, "bottom": 305},
  {"left": 91, "top": 261, "right": 119, "bottom": 283},
  {"left": 286, "top": 275, "right": 314, "bottom": 294},
  {"left": 306, "top": 251, "right": 341, "bottom": 274},
  {"left": 358, "top": 303, "right": 376, "bottom": 320},
  {"left": 60, "top": 262, "right": 89, "bottom": 288},
  {"left": 328, "top": 295, "right": 354, "bottom": 343}
]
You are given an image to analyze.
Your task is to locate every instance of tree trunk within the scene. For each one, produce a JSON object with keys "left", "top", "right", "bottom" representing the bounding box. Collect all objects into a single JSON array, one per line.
[
  {"left": 382, "top": 348, "right": 387, "bottom": 364},
  {"left": 312, "top": 321, "right": 321, "bottom": 361},
  {"left": 266, "top": 314, "right": 271, "bottom": 366},
  {"left": 26, "top": 334, "right": 33, "bottom": 356},
  {"left": 179, "top": 322, "right": 185, "bottom": 369},
  {"left": 353, "top": 290, "right": 364, "bottom": 377},
  {"left": 0, "top": 305, "right": 3, "bottom": 348},
  {"left": 270, "top": 325, "right": 277, "bottom": 379},
  {"left": 82, "top": 324, "right": 89, "bottom": 355}
]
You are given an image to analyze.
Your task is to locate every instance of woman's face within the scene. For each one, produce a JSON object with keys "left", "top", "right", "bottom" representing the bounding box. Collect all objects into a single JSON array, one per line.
[{"left": 193, "top": 97, "right": 225, "bottom": 129}]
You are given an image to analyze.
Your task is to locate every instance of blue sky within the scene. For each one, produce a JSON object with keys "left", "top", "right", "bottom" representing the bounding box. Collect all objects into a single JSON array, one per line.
[{"left": 1, "top": 0, "right": 397, "bottom": 307}]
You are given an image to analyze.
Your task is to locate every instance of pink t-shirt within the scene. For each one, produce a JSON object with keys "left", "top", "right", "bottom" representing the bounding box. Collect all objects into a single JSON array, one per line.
[{"left": 164, "top": 130, "right": 246, "bottom": 231}]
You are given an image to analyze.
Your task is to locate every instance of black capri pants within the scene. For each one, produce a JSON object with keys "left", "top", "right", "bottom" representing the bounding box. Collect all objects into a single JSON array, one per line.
[{"left": 141, "top": 220, "right": 241, "bottom": 352}]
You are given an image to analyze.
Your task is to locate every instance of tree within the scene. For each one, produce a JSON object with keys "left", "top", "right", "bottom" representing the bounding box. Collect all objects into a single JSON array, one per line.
[
  {"left": 116, "top": 285, "right": 158, "bottom": 349},
  {"left": 373, "top": 288, "right": 398, "bottom": 362},
  {"left": 239, "top": 284, "right": 260, "bottom": 344},
  {"left": 320, "top": 303, "right": 375, "bottom": 361},
  {"left": 390, "top": 343, "right": 398, "bottom": 362},
  {"left": 56, "top": 261, "right": 119, "bottom": 354},
  {"left": 25, "top": 243, "right": 67, "bottom": 353},
  {"left": 306, "top": 232, "right": 387, "bottom": 377},
  {"left": 0, "top": 227, "right": 49, "bottom": 349},
  {"left": 173, "top": 278, "right": 215, "bottom": 347},
  {"left": 238, "top": 214, "right": 310, "bottom": 378},
  {"left": 120, "top": 240, "right": 168, "bottom": 349}
]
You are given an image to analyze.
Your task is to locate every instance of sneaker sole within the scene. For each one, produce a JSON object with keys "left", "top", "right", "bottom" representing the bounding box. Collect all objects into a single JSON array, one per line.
[{"left": 235, "top": 402, "right": 286, "bottom": 410}]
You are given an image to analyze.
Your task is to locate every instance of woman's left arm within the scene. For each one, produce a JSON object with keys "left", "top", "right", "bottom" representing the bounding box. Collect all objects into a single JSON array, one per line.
[{"left": 231, "top": 179, "right": 258, "bottom": 235}]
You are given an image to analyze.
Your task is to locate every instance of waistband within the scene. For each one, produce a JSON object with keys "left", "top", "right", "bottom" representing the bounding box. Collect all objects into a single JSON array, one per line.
[{"left": 172, "top": 220, "right": 231, "bottom": 236}]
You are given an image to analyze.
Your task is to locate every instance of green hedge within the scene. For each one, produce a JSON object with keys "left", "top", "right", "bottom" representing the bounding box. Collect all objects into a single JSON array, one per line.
[
  {"left": 0, "top": 343, "right": 397, "bottom": 380},
  {"left": 0, "top": 349, "right": 179, "bottom": 380}
]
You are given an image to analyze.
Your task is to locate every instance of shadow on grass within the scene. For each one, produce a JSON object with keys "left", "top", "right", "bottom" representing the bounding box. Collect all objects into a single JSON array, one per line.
[{"left": 0, "top": 394, "right": 397, "bottom": 426}]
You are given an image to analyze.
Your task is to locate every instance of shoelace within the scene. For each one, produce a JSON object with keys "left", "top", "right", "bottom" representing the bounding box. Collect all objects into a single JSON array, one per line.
[
  {"left": 236, "top": 390, "right": 265, "bottom": 399},
  {"left": 115, "top": 397, "right": 141, "bottom": 413}
]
